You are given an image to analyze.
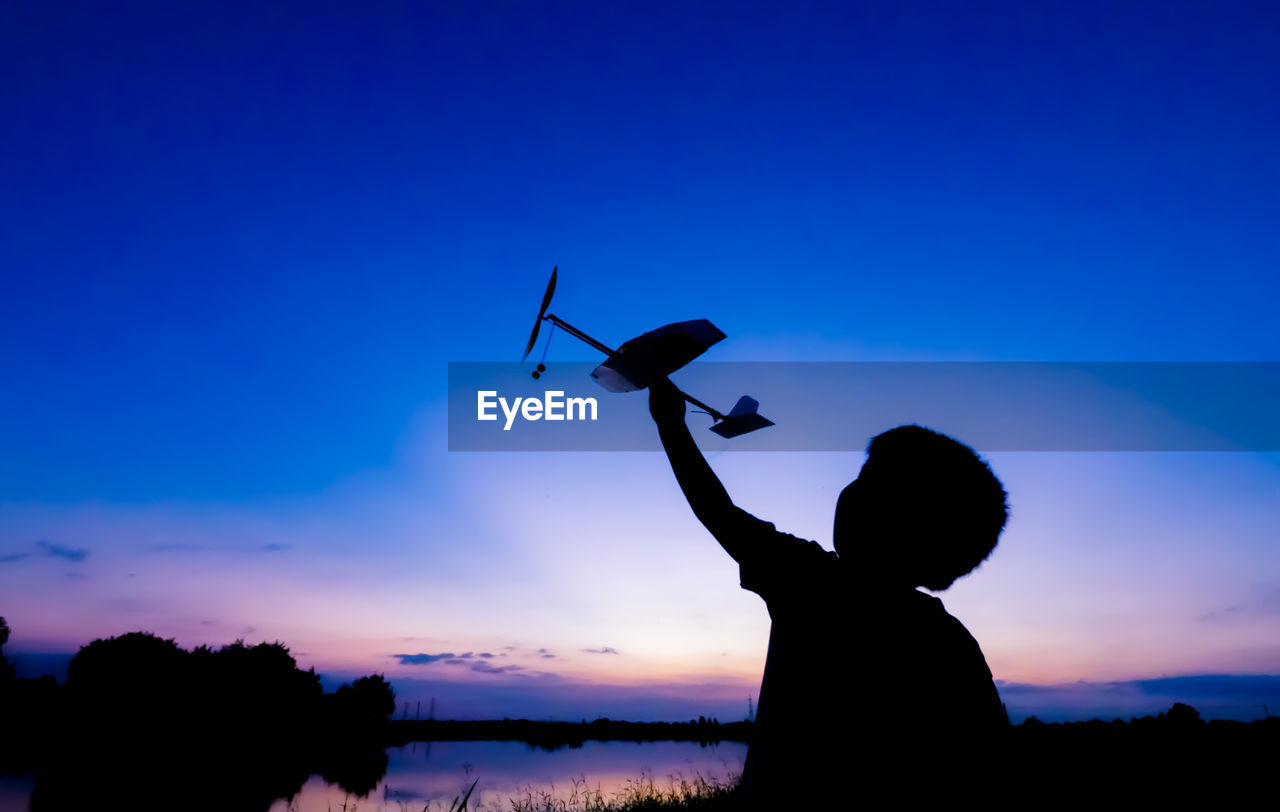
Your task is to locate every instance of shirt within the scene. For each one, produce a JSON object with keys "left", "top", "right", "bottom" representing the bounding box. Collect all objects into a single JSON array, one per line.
[{"left": 722, "top": 507, "right": 1008, "bottom": 803}]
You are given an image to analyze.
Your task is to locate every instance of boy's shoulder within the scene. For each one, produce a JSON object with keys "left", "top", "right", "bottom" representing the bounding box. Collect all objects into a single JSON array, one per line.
[
  {"left": 724, "top": 506, "right": 837, "bottom": 599},
  {"left": 903, "top": 593, "right": 995, "bottom": 679},
  {"left": 901, "top": 590, "right": 978, "bottom": 637}
]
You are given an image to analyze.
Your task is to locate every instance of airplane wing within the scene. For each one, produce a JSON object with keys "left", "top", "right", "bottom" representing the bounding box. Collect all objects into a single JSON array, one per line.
[{"left": 590, "top": 319, "right": 726, "bottom": 392}]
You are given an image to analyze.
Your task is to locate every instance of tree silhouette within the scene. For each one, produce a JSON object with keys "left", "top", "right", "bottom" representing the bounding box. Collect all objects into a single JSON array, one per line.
[
  {"left": 328, "top": 673, "right": 396, "bottom": 735},
  {"left": 0, "top": 617, "right": 15, "bottom": 683},
  {"left": 349, "top": 674, "right": 396, "bottom": 720},
  {"left": 66, "top": 631, "right": 188, "bottom": 742},
  {"left": 29, "top": 629, "right": 395, "bottom": 810}
]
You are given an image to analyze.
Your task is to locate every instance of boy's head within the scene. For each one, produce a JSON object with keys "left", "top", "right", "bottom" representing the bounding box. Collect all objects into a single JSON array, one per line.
[{"left": 833, "top": 425, "right": 1008, "bottom": 591}]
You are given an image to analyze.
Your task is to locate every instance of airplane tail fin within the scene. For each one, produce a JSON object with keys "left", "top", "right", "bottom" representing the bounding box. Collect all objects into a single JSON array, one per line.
[{"left": 710, "top": 396, "right": 774, "bottom": 438}]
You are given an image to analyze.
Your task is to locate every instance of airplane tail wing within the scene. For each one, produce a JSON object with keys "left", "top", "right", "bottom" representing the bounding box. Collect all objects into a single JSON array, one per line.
[{"left": 710, "top": 396, "right": 774, "bottom": 438}]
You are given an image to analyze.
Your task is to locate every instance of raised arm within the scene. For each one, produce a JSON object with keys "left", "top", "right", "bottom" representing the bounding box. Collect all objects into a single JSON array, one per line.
[{"left": 648, "top": 376, "right": 744, "bottom": 558}]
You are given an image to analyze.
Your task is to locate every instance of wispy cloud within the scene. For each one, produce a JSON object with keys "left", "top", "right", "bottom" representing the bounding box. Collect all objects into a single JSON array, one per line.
[
  {"left": 394, "top": 652, "right": 458, "bottom": 665},
  {"left": 1200, "top": 584, "right": 1280, "bottom": 622},
  {"left": 146, "top": 542, "right": 292, "bottom": 554},
  {"left": 394, "top": 649, "right": 543, "bottom": 671},
  {"left": 37, "top": 541, "right": 88, "bottom": 562},
  {"left": 0, "top": 553, "right": 29, "bottom": 564},
  {"left": 583, "top": 647, "right": 619, "bottom": 655}
]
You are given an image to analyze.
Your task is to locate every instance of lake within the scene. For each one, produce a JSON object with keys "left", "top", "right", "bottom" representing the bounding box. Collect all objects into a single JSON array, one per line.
[
  {"left": 270, "top": 739, "right": 745, "bottom": 811},
  {"left": 0, "top": 739, "right": 746, "bottom": 811},
  {"left": 270, "top": 739, "right": 746, "bottom": 811}
]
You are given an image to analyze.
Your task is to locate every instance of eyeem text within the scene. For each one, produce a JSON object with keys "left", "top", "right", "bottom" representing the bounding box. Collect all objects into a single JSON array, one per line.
[{"left": 477, "top": 390, "right": 599, "bottom": 430}]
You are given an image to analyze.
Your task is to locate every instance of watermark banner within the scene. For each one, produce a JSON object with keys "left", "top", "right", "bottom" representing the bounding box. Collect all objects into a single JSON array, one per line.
[{"left": 447, "top": 362, "right": 1280, "bottom": 451}]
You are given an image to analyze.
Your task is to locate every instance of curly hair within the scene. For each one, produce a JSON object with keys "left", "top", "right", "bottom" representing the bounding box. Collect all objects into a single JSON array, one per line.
[{"left": 842, "top": 424, "right": 1009, "bottom": 590}]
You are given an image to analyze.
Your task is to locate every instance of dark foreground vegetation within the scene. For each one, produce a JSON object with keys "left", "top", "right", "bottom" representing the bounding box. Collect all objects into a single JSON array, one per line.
[
  {"left": 0, "top": 618, "right": 395, "bottom": 810},
  {"left": 1001, "top": 702, "right": 1279, "bottom": 803},
  {"left": 3, "top": 618, "right": 1278, "bottom": 809},
  {"left": 506, "top": 774, "right": 742, "bottom": 812}
]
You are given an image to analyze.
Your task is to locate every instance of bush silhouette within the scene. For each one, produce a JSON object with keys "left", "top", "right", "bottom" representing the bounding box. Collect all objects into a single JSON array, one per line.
[
  {"left": 23, "top": 627, "right": 397, "bottom": 811},
  {"left": 0, "top": 617, "right": 16, "bottom": 683}
]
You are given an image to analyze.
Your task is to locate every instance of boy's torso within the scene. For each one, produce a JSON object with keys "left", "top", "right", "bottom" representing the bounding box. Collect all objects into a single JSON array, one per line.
[{"left": 742, "top": 553, "right": 1007, "bottom": 796}]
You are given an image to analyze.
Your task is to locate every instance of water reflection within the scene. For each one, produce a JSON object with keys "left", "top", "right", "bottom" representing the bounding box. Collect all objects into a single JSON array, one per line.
[
  {"left": 7, "top": 739, "right": 744, "bottom": 810},
  {"left": 270, "top": 740, "right": 746, "bottom": 812}
]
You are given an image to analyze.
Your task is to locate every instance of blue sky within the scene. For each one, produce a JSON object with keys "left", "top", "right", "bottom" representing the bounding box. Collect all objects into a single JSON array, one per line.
[{"left": 2, "top": 0, "right": 1279, "bottom": 721}]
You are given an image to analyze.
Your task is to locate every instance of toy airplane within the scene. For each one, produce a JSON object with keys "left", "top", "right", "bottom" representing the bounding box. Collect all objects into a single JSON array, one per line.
[{"left": 521, "top": 267, "right": 774, "bottom": 438}]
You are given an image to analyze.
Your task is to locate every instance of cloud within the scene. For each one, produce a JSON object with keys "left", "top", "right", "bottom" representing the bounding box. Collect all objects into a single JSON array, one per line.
[
  {"left": 106, "top": 596, "right": 150, "bottom": 613},
  {"left": 37, "top": 541, "right": 88, "bottom": 561},
  {"left": 0, "top": 553, "right": 29, "bottom": 563},
  {"left": 260, "top": 543, "right": 293, "bottom": 552},
  {"left": 998, "top": 674, "right": 1280, "bottom": 723},
  {"left": 1201, "top": 584, "right": 1280, "bottom": 622},
  {"left": 1132, "top": 674, "right": 1280, "bottom": 700},
  {"left": 472, "top": 661, "right": 524, "bottom": 675},
  {"left": 583, "top": 647, "right": 619, "bottom": 655},
  {"left": 394, "top": 650, "right": 549, "bottom": 670},
  {"left": 394, "top": 652, "right": 457, "bottom": 665},
  {"left": 393, "top": 651, "right": 497, "bottom": 666}
]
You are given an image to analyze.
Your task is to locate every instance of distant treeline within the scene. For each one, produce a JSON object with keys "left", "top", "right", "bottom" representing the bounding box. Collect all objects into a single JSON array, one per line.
[
  {"left": 386, "top": 716, "right": 753, "bottom": 749},
  {"left": 385, "top": 705, "right": 1279, "bottom": 748}
]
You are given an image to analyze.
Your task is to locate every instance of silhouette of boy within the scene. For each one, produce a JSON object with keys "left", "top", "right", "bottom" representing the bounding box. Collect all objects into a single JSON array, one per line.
[{"left": 648, "top": 377, "right": 1010, "bottom": 805}]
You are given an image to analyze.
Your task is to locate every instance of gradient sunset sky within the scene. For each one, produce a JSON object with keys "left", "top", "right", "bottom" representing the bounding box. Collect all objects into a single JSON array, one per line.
[{"left": 3, "top": 1, "right": 1278, "bottom": 722}]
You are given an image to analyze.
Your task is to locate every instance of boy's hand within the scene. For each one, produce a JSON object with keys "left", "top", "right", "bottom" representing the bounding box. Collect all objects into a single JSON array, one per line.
[{"left": 648, "top": 376, "right": 686, "bottom": 425}]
